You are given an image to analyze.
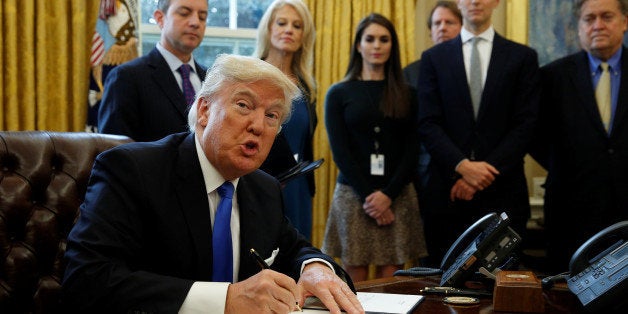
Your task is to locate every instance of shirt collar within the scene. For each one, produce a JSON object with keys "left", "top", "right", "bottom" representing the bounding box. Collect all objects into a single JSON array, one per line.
[
  {"left": 156, "top": 42, "right": 197, "bottom": 73},
  {"left": 586, "top": 48, "right": 622, "bottom": 74},
  {"left": 460, "top": 26, "right": 495, "bottom": 44},
  {"left": 194, "top": 135, "right": 239, "bottom": 194}
]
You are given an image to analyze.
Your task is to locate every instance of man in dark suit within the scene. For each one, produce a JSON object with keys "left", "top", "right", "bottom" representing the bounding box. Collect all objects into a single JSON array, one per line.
[
  {"left": 403, "top": 0, "right": 462, "bottom": 202},
  {"left": 417, "top": 0, "right": 540, "bottom": 267},
  {"left": 98, "top": 0, "right": 208, "bottom": 142},
  {"left": 63, "top": 55, "right": 364, "bottom": 314},
  {"left": 530, "top": 0, "right": 628, "bottom": 273}
]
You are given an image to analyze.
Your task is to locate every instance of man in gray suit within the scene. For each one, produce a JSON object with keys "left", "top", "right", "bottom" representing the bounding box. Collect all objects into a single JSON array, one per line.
[
  {"left": 63, "top": 54, "right": 364, "bottom": 314},
  {"left": 530, "top": 0, "right": 628, "bottom": 273},
  {"left": 98, "top": 0, "right": 208, "bottom": 141}
]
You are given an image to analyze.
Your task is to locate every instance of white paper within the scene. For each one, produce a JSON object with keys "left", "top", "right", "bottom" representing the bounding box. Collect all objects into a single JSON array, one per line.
[{"left": 292, "top": 292, "right": 424, "bottom": 314}]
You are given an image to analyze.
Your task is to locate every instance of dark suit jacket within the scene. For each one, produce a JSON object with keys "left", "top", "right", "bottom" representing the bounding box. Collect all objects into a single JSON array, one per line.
[
  {"left": 418, "top": 33, "right": 540, "bottom": 229},
  {"left": 529, "top": 48, "right": 628, "bottom": 269},
  {"left": 98, "top": 48, "right": 207, "bottom": 142},
  {"left": 403, "top": 59, "right": 422, "bottom": 89},
  {"left": 62, "top": 132, "right": 349, "bottom": 313},
  {"left": 261, "top": 83, "right": 318, "bottom": 196}
]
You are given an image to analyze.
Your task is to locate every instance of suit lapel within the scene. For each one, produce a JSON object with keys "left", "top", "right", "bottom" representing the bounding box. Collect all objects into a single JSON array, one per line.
[
  {"left": 611, "top": 47, "right": 628, "bottom": 133},
  {"left": 448, "top": 37, "right": 475, "bottom": 118},
  {"left": 480, "top": 34, "right": 508, "bottom": 121},
  {"left": 174, "top": 133, "right": 214, "bottom": 279},
  {"left": 235, "top": 175, "right": 268, "bottom": 280},
  {"left": 570, "top": 51, "right": 607, "bottom": 133},
  {"left": 147, "top": 48, "right": 189, "bottom": 118}
]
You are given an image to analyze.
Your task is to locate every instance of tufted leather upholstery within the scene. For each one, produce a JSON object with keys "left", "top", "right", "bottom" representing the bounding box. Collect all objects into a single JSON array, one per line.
[{"left": 0, "top": 131, "right": 132, "bottom": 313}]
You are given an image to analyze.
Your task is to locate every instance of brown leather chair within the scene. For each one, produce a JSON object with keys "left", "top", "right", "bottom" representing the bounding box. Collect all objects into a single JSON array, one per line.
[{"left": 0, "top": 131, "right": 132, "bottom": 313}]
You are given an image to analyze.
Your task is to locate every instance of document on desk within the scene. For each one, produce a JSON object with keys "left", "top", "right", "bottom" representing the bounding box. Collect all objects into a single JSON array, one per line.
[{"left": 293, "top": 292, "right": 424, "bottom": 314}]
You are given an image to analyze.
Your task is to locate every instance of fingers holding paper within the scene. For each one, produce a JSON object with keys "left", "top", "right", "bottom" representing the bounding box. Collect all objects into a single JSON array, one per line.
[
  {"left": 225, "top": 269, "right": 302, "bottom": 313},
  {"left": 298, "top": 263, "right": 365, "bottom": 314}
]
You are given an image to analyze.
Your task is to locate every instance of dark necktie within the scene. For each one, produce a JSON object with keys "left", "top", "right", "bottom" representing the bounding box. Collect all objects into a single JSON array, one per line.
[
  {"left": 469, "top": 37, "right": 482, "bottom": 118},
  {"left": 212, "top": 181, "right": 234, "bottom": 282},
  {"left": 178, "top": 64, "right": 195, "bottom": 106}
]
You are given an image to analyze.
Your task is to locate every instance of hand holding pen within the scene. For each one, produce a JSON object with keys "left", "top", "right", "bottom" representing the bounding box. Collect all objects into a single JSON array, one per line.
[{"left": 250, "top": 248, "right": 302, "bottom": 312}]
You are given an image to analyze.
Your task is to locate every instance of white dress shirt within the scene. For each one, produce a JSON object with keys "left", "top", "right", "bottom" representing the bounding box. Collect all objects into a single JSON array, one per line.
[{"left": 460, "top": 26, "right": 495, "bottom": 88}]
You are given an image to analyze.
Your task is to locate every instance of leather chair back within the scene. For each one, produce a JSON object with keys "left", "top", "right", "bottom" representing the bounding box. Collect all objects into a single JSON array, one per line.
[{"left": 0, "top": 131, "right": 132, "bottom": 313}]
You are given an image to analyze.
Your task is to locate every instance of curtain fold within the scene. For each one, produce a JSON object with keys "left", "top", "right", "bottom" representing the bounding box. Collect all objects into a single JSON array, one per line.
[
  {"left": 1, "top": 0, "right": 99, "bottom": 131},
  {"left": 304, "top": 0, "right": 416, "bottom": 248}
]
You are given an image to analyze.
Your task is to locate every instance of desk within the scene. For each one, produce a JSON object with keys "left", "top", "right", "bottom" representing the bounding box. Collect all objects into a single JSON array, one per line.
[{"left": 355, "top": 276, "right": 585, "bottom": 313}]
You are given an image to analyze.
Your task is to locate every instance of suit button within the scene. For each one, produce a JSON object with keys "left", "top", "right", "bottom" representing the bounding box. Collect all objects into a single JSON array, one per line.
[{"left": 608, "top": 148, "right": 615, "bottom": 154}]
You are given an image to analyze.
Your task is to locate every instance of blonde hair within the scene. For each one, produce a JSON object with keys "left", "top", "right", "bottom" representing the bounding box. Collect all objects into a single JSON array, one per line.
[
  {"left": 254, "top": 0, "right": 316, "bottom": 102},
  {"left": 188, "top": 54, "right": 301, "bottom": 130}
]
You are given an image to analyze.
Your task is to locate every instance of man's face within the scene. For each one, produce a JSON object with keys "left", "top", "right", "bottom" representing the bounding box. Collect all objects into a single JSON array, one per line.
[
  {"left": 457, "top": 0, "right": 499, "bottom": 31},
  {"left": 155, "top": 0, "right": 208, "bottom": 59},
  {"left": 269, "top": 5, "right": 304, "bottom": 55},
  {"left": 195, "top": 80, "right": 285, "bottom": 180},
  {"left": 578, "top": 0, "right": 628, "bottom": 60},
  {"left": 430, "top": 7, "right": 463, "bottom": 44}
]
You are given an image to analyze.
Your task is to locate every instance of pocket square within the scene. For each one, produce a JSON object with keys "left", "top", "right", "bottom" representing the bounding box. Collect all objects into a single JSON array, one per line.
[{"left": 265, "top": 248, "right": 279, "bottom": 266}]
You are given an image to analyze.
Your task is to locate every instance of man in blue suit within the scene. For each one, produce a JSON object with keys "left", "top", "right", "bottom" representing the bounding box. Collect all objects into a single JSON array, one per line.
[
  {"left": 63, "top": 55, "right": 364, "bottom": 314},
  {"left": 417, "top": 0, "right": 540, "bottom": 267},
  {"left": 530, "top": 0, "right": 628, "bottom": 273},
  {"left": 98, "top": 0, "right": 208, "bottom": 142}
]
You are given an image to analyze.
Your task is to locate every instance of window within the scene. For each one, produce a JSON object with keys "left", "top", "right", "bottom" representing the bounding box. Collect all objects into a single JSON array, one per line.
[{"left": 139, "top": 0, "right": 274, "bottom": 66}]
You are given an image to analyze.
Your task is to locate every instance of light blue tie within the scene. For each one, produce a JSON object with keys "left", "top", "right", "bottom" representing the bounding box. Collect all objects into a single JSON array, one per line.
[{"left": 212, "top": 181, "right": 234, "bottom": 282}]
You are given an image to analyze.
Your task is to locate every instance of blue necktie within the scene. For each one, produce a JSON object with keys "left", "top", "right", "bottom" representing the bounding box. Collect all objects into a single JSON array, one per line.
[
  {"left": 212, "top": 181, "right": 234, "bottom": 282},
  {"left": 178, "top": 64, "right": 195, "bottom": 106}
]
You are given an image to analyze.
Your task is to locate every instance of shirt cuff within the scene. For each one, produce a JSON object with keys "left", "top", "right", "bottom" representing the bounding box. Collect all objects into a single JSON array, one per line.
[
  {"left": 455, "top": 158, "right": 469, "bottom": 173},
  {"left": 301, "top": 258, "right": 336, "bottom": 275},
  {"left": 178, "top": 282, "right": 230, "bottom": 314}
]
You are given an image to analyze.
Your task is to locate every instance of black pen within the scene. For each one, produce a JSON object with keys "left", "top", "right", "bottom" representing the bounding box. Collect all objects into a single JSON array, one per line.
[
  {"left": 249, "top": 248, "right": 302, "bottom": 312},
  {"left": 249, "top": 248, "right": 270, "bottom": 269}
]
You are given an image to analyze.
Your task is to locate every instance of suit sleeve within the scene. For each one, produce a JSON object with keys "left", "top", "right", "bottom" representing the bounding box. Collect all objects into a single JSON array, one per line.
[
  {"left": 484, "top": 47, "right": 540, "bottom": 173},
  {"left": 62, "top": 148, "right": 193, "bottom": 313},
  {"left": 418, "top": 50, "right": 468, "bottom": 174},
  {"left": 98, "top": 65, "right": 142, "bottom": 140}
]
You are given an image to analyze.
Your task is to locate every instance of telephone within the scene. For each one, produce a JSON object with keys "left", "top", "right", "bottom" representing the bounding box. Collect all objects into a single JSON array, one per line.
[
  {"left": 439, "top": 212, "right": 521, "bottom": 286},
  {"left": 566, "top": 220, "right": 628, "bottom": 313},
  {"left": 393, "top": 212, "right": 522, "bottom": 287}
]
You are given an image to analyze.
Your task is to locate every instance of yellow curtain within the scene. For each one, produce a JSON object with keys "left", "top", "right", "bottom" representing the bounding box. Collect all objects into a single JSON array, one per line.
[
  {"left": 0, "top": 0, "right": 99, "bottom": 131},
  {"left": 303, "top": 0, "right": 416, "bottom": 248}
]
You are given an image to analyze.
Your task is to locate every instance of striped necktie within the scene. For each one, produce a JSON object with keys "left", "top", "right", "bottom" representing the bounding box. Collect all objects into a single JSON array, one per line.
[{"left": 178, "top": 64, "right": 195, "bottom": 106}]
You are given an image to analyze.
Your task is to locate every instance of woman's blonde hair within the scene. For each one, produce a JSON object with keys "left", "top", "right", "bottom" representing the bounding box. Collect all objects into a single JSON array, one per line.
[{"left": 254, "top": 0, "right": 316, "bottom": 102}]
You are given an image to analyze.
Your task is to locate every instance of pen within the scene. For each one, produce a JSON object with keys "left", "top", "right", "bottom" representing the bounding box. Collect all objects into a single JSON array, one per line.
[
  {"left": 249, "top": 248, "right": 302, "bottom": 312},
  {"left": 249, "top": 248, "right": 269, "bottom": 269}
]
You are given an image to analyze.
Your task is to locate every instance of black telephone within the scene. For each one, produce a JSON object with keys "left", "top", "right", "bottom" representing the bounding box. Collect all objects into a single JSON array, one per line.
[
  {"left": 439, "top": 212, "right": 521, "bottom": 286},
  {"left": 566, "top": 221, "right": 628, "bottom": 313},
  {"left": 394, "top": 212, "right": 521, "bottom": 287}
]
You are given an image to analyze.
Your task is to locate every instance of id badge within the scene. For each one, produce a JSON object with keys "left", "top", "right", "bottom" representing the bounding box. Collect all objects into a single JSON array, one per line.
[{"left": 370, "top": 154, "right": 385, "bottom": 176}]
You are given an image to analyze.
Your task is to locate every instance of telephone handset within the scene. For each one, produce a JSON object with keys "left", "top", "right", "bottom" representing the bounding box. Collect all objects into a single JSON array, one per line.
[
  {"left": 567, "top": 221, "right": 628, "bottom": 313},
  {"left": 439, "top": 212, "right": 521, "bottom": 287}
]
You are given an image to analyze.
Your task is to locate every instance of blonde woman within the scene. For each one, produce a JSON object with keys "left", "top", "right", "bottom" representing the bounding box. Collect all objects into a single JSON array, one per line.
[{"left": 255, "top": 0, "right": 318, "bottom": 239}]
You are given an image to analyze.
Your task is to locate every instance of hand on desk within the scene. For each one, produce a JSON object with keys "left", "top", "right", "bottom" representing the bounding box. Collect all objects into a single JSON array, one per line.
[
  {"left": 298, "top": 263, "right": 365, "bottom": 314},
  {"left": 225, "top": 263, "right": 364, "bottom": 314}
]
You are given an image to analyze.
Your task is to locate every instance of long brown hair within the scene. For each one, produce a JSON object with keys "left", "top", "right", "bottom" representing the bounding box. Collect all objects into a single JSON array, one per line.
[{"left": 343, "top": 13, "right": 410, "bottom": 118}]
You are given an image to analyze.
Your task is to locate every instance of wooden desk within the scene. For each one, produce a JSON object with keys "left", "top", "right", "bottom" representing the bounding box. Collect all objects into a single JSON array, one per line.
[{"left": 355, "top": 276, "right": 585, "bottom": 313}]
